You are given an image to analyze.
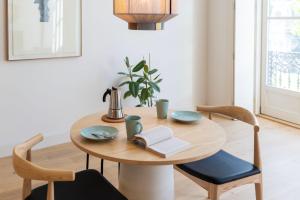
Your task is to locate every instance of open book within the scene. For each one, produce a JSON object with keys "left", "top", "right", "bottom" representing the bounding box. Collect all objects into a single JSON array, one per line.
[{"left": 134, "top": 126, "right": 192, "bottom": 158}]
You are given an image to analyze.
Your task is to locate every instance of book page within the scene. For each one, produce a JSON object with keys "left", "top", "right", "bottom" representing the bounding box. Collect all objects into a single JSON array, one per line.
[
  {"left": 149, "top": 137, "right": 191, "bottom": 158},
  {"left": 137, "top": 126, "right": 173, "bottom": 146}
]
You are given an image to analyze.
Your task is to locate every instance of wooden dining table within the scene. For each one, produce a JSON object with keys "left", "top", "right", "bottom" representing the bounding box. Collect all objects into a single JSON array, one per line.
[{"left": 70, "top": 107, "right": 226, "bottom": 200}]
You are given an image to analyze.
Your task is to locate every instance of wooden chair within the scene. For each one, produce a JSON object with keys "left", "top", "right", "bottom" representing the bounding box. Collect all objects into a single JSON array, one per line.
[
  {"left": 13, "top": 134, "right": 127, "bottom": 200},
  {"left": 175, "top": 106, "right": 263, "bottom": 200}
]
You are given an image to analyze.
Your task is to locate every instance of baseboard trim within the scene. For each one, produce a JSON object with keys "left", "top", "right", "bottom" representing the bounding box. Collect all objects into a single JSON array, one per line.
[{"left": 258, "top": 114, "right": 300, "bottom": 129}]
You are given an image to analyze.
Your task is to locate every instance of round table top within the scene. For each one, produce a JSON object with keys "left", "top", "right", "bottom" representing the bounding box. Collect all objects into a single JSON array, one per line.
[{"left": 70, "top": 107, "right": 226, "bottom": 165}]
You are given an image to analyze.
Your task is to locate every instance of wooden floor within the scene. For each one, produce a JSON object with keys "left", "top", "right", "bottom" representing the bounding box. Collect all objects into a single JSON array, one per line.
[{"left": 1, "top": 115, "right": 300, "bottom": 200}]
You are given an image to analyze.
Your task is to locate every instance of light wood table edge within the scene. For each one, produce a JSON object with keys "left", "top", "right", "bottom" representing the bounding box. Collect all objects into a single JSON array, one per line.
[
  {"left": 70, "top": 134, "right": 224, "bottom": 166},
  {"left": 70, "top": 108, "right": 227, "bottom": 166}
]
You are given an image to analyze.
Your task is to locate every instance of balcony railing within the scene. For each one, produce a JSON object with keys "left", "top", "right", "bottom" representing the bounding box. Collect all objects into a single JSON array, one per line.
[{"left": 267, "top": 51, "right": 300, "bottom": 92}]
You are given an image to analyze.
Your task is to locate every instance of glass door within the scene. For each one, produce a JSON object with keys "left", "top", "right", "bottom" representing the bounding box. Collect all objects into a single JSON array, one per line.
[{"left": 261, "top": 0, "right": 300, "bottom": 124}]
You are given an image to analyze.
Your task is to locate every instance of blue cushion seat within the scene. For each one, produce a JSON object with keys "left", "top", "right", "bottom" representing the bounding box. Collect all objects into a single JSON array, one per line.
[
  {"left": 177, "top": 150, "right": 261, "bottom": 185},
  {"left": 25, "top": 169, "right": 127, "bottom": 200}
]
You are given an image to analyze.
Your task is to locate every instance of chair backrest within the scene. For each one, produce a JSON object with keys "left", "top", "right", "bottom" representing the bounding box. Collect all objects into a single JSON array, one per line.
[
  {"left": 197, "top": 106, "right": 262, "bottom": 170},
  {"left": 13, "top": 134, "right": 75, "bottom": 200}
]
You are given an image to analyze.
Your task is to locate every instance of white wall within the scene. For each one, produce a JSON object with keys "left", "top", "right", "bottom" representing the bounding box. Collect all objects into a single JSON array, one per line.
[
  {"left": 0, "top": 0, "right": 208, "bottom": 157},
  {"left": 193, "top": 0, "right": 208, "bottom": 105},
  {"left": 234, "top": 0, "right": 256, "bottom": 111},
  {"left": 207, "top": 0, "right": 258, "bottom": 111},
  {"left": 207, "top": 0, "right": 235, "bottom": 106}
]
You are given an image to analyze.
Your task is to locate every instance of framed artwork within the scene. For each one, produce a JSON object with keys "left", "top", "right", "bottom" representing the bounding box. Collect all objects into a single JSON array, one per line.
[{"left": 7, "top": 0, "right": 82, "bottom": 60}]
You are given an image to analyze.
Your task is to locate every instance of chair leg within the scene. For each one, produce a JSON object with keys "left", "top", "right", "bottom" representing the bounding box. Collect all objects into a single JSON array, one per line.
[
  {"left": 118, "top": 162, "right": 121, "bottom": 177},
  {"left": 100, "top": 159, "right": 104, "bottom": 175},
  {"left": 208, "top": 113, "right": 212, "bottom": 120},
  {"left": 209, "top": 184, "right": 220, "bottom": 200},
  {"left": 255, "top": 182, "right": 263, "bottom": 200},
  {"left": 86, "top": 154, "right": 89, "bottom": 170}
]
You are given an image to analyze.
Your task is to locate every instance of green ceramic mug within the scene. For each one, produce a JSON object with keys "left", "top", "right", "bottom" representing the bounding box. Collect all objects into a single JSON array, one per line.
[
  {"left": 125, "top": 115, "right": 143, "bottom": 140},
  {"left": 156, "top": 99, "right": 169, "bottom": 119}
]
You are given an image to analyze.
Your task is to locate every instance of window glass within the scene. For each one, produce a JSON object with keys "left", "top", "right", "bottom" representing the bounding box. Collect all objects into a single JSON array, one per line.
[{"left": 269, "top": 0, "right": 300, "bottom": 17}]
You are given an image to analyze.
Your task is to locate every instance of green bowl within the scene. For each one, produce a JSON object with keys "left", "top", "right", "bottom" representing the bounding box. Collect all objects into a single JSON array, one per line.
[
  {"left": 80, "top": 126, "right": 118, "bottom": 141},
  {"left": 171, "top": 111, "right": 202, "bottom": 123}
]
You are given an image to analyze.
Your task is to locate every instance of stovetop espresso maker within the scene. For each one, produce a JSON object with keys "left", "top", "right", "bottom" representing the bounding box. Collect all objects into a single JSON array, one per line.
[{"left": 102, "top": 87, "right": 124, "bottom": 119}]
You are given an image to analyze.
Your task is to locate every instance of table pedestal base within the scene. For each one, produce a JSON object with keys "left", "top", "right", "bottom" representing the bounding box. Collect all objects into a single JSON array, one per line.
[{"left": 119, "top": 164, "right": 174, "bottom": 200}]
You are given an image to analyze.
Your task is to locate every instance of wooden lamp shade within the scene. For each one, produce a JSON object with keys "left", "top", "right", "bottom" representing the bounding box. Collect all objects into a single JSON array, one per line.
[{"left": 113, "top": 0, "right": 177, "bottom": 30}]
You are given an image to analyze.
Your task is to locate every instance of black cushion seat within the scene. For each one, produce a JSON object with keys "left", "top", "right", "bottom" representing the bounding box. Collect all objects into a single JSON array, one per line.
[
  {"left": 177, "top": 150, "right": 261, "bottom": 185},
  {"left": 26, "top": 169, "right": 127, "bottom": 200}
]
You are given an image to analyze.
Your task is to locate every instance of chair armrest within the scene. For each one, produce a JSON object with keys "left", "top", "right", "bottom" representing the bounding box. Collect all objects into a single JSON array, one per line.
[
  {"left": 13, "top": 149, "right": 75, "bottom": 182},
  {"left": 197, "top": 105, "right": 259, "bottom": 130},
  {"left": 197, "top": 105, "right": 227, "bottom": 113},
  {"left": 30, "top": 166, "right": 75, "bottom": 182}
]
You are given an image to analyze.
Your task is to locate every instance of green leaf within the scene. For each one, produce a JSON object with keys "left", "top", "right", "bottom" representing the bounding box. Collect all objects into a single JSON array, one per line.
[
  {"left": 137, "top": 78, "right": 145, "bottom": 83},
  {"left": 144, "top": 65, "right": 149, "bottom": 73},
  {"left": 118, "top": 72, "right": 129, "bottom": 76},
  {"left": 155, "top": 79, "right": 163, "bottom": 84},
  {"left": 119, "top": 81, "right": 130, "bottom": 87},
  {"left": 124, "top": 91, "right": 131, "bottom": 99},
  {"left": 132, "top": 74, "right": 143, "bottom": 78},
  {"left": 148, "top": 87, "right": 154, "bottom": 95},
  {"left": 141, "top": 88, "right": 149, "bottom": 101},
  {"left": 154, "top": 74, "right": 160, "bottom": 80},
  {"left": 144, "top": 72, "right": 149, "bottom": 80},
  {"left": 129, "top": 82, "right": 139, "bottom": 97},
  {"left": 132, "top": 60, "right": 146, "bottom": 72},
  {"left": 149, "top": 82, "right": 160, "bottom": 92},
  {"left": 125, "top": 57, "right": 130, "bottom": 68},
  {"left": 148, "top": 69, "right": 158, "bottom": 75}
]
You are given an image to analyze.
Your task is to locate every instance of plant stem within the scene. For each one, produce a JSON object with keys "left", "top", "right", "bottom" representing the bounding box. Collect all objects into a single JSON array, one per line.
[
  {"left": 145, "top": 82, "right": 150, "bottom": 107},
  {"left": 148, "top": 53, "right": 153, "bottom": 107}
]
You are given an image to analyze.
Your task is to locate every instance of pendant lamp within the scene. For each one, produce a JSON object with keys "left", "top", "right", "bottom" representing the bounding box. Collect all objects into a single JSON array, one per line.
[{"left": 113, "top": 0, "right": 177, "bottom": 30}]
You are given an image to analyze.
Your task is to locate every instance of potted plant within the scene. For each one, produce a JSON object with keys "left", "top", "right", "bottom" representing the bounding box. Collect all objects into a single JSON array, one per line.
[{"left": 118, "top": 55, "right": 162, "bottom": 107}]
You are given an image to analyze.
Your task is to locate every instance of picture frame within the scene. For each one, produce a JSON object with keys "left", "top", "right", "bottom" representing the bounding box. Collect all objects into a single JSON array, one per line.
[{"left": 7, "top": 0, "right": 82, "bottom": 61}]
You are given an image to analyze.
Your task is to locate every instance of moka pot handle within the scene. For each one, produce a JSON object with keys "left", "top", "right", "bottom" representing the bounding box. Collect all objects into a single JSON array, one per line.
[{"left": 103, "top": 89, "right": 111, "bottom": 102}]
